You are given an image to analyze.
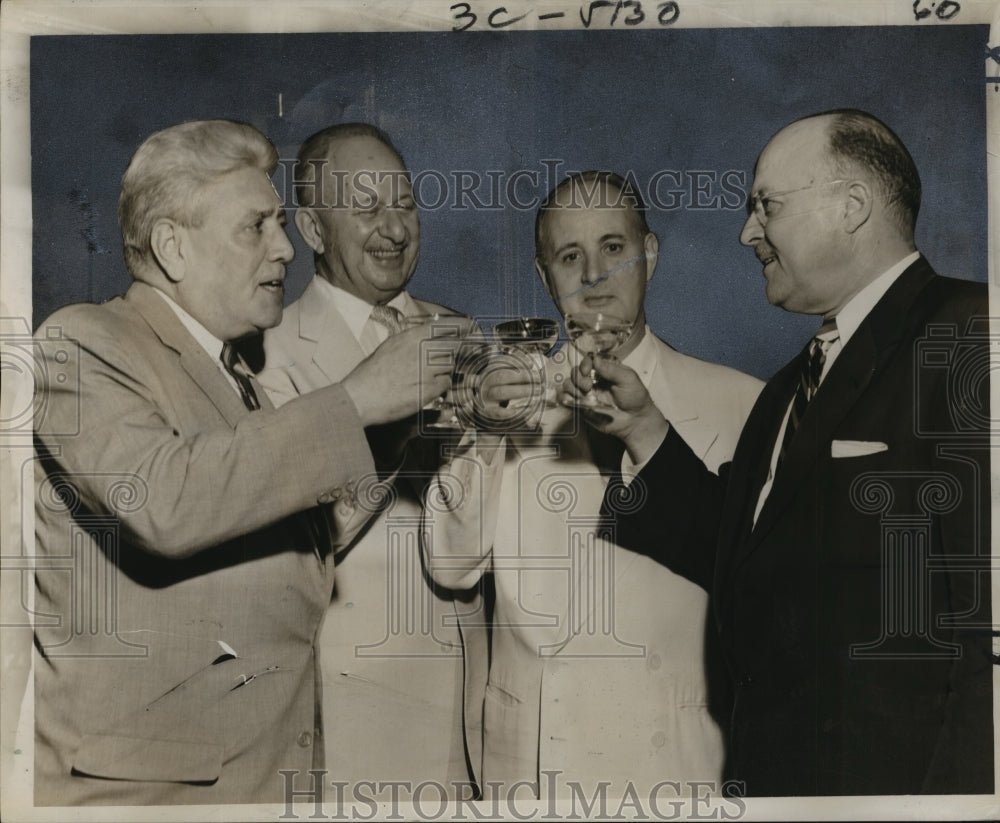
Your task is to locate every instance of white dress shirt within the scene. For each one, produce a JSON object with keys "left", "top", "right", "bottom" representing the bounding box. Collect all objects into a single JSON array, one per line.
[
  {"left": 309, "top": 275, "right": 418, "bottom": 356},
  {"left": 153, "top": 287, "right": 243, "bottom": 397}
]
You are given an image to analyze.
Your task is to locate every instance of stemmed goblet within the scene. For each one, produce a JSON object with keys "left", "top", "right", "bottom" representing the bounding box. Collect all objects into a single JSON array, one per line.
[{"left": 563, "top": 311, "right": 634, "bottom": 408}]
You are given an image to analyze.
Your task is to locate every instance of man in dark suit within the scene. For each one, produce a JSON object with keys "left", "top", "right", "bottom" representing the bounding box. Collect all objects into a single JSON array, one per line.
[
  {"left": 32, "top": 119, "right": 455, "bottom": 805},
  {"left": 571, "top": 109, "right": 994, "bottom": 796}
]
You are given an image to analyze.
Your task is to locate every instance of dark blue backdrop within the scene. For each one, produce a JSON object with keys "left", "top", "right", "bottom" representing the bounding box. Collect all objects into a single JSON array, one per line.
[{"left": 31, "top": 26, "right": 988, "bottom": 379}]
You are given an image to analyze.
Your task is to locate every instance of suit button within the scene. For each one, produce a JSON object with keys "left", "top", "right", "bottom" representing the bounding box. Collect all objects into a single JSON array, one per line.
[
  {"left": 650, "top": 731, "right": 666, "bottom": 749},
  {"left": 297, "top": 731, "right": 312, "bottom": 748},
  {"left": 647, "top": 654, "right": 662, "bottom": 671},
  {"left": 737, "top": 675, "right": 753, "bottom": 689}
]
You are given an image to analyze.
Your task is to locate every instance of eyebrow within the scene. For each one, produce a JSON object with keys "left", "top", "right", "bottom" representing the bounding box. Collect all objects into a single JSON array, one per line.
[
  {"left": 550, "top": 232, "right": 628, "bottom": 258},
  {"left": 244, "top": 205, "right": 285, "bottom": 222},
  {"left": 551, "top": 241, "right": 581, "bottom": 257}
]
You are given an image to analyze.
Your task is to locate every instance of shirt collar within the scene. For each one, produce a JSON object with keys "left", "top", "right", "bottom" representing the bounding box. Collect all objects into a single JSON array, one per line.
[
  {"left": 831, "top": 251, "right": 920, "bottom": 346},
  {"left": 622, "top": 325, "right": 657, "bottom": 391},
  {"left": 311, "top": 275, "right": 414, "bottom": 345},
  {"left": 152, "top": 286, "right": 226, "bottom": 363}
]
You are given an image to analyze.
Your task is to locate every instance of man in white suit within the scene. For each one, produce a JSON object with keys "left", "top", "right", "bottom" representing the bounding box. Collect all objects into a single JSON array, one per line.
[
  {"left": 423, "top": 171, "right": 762, "bottom": 799},
  {"left": 259, "top": 123, "right": 468, "bottom": 792}
]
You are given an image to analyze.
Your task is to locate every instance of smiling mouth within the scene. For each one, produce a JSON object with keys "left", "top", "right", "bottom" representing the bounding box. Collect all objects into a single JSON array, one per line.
[
  {"left": 261, "top": 278, "right": 284, "bottom": 292},
  {"left": 367, "top": 246, "right": 405, "bottom": 261}
]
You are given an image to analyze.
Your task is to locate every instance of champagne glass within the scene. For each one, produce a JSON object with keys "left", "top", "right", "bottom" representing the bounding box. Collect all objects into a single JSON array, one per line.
[
  {"left": 563, "top": 311, "right": 633, "bottom": 406},
  {"left": 492, "top": 317, "right": 560, "bottom": 355},
  {"left": 483, "top": 318, "right": 561, "bottom": 429},
  {"left": 404, "top": 313, "right": 475, "bottom": 429}
]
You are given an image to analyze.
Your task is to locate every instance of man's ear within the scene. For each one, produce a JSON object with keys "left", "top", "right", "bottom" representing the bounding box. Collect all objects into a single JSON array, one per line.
[
  {"left": 295, "top": 208, "right": 326, "bottom": 255},
  {"left": 643, "top": 232, "right": 659, "bottom": 282},
  {"left": 150, "top": 219, "right": 186, "bottom": 283},
  {"left": 843, "top": 180, "right": 873, "bottom": 234},
  {"left": 535, "top": 257, "right": 555, "bottom": 302}
]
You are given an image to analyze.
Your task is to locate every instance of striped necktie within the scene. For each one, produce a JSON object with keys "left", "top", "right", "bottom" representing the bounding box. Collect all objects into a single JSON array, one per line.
[
  {"left": 369, "top": 303, "right": 405, "bottom": 335},
  {"left": 220, "top": 342, "right": 261, "bottom": 411},
  {"left": 776, "top": 320, "right": 838, "bottom": 471}
]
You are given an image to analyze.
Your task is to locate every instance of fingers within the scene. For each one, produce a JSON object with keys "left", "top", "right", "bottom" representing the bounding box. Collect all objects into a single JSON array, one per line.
[
  {"left": 393, "top": 323, "right": 436, "bottom": 345},
  {"left": 589, "top": 353, "right": 630, "bottom": 384},
  {"left": 408, "top": 332, "right": 464, "bottom": 379},
  {"left": 418, "top": 373, "right": 453, "bottom": 407},
  {"left": 568, "top": 356, "right": 596, "bottom": 394},
  {"left": 479, "top": 378, "right": 536, "bottom": 405},
  {"left": 561, "top": 375, "right": 591, "bottom": 404}
]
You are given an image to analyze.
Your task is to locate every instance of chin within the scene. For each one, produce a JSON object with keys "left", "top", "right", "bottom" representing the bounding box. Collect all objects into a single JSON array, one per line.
[
  {"left": 258, "top": 310, "right": 283, "bottom": 330},
  {"left": 764, "top": 281, "right": 787, "bottom": 308}
]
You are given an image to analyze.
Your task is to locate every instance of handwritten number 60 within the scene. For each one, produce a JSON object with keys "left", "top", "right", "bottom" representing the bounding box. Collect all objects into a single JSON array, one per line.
[{"left": 913, "top": 0, "right": 961, "bottom": 21}]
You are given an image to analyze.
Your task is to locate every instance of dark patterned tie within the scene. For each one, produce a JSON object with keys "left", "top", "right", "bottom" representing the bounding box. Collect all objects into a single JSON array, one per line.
[
  {"left": 776, "top": 320, "right": 838, "bottom": 471},
  {"left": 220, "top": 342, "right": 261, "bottom": 411}
]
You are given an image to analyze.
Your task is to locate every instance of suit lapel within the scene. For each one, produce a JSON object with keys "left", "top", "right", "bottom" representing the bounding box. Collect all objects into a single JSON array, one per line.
[
  {"left": 298, "top": 280, "right": 367, "bottom": 382},
  {"left": 748, "top": 333, "right": 876, "bottom": 543},
  {"left": 646, "top": 337, "right": 718, "bottom": 460},
  {"left": 126, "top": 283, "right": 253, "bottom": 428},
  {"left": 646, "top": 340, "right": 698, "bottom": 422},
  {"left": 732, "top": 258, "right": 936, "bottom": 561},
  {"left": 709, "top": 367, "right": 793, "bottom": 611},
  {"left": 728, "top": 366, "right": 796, "bottom": 532}
]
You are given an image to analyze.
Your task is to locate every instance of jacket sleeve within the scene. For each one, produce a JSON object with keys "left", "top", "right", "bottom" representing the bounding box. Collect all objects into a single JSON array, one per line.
[
  {"left": 34, "top": 311, "right": 377, "bottom": 559},
  {"left": 602, "top": 425, "right": 726, "bottom": 592},
  {"left": 421, "top": 436, "right": 505, "bottom": 591}
]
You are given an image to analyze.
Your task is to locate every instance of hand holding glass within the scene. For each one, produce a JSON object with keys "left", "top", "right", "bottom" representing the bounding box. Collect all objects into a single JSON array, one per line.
[
  {"left": 404, "top": 313, "right": 476, "bottom": 429},
  {"left": 563, "top": 311, "right": 633, "bottom": 408},
  {"left": 472, "top": 318, "right": 560, "bottom": 430}
]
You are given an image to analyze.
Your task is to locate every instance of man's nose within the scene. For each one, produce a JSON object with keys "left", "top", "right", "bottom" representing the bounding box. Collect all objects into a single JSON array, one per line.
[
  {"left": 270, "top": 224, "right": 295, "bottom": 263},
  {"left": 740, "top": 210, "right": 763, "bottom": 247},
  {"left": 583, "top": 255, "right": 603, "bottom": 284},
  {"left": 379, "top": 208, "right": 407, "bottom": 243}
]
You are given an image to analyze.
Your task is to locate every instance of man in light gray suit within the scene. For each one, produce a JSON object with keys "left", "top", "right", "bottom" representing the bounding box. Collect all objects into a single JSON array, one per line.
[
  {"left": 423, "top": 171, "right": 762, "bottom": 799},
  {"left": 260, "top": 123, "right": 469, "bottom": 792},
  {"left": 32, "top": 119, "right": 454, "bottom": 805}
]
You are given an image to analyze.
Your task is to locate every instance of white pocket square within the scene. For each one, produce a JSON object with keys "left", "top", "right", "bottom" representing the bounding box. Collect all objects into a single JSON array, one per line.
[{"left": 831, "top": 439, "right": 889, "bottom": 458}]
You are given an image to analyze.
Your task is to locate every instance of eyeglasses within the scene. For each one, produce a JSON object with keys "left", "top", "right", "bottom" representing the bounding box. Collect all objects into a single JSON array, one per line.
[{"left": 746, "top": 179, "right": 849, "bottom": 225}]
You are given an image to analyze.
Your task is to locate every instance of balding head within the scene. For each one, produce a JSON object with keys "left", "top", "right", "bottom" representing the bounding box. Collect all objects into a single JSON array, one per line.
[
  {"left": 292, "top": 124, "right": 419, "bottom": 305},
  {"left": 740, "top": 110, "right": 920, "bottom": 317},
  {"left": 801, "top": 109, "right": 921, "bottom": 240}
]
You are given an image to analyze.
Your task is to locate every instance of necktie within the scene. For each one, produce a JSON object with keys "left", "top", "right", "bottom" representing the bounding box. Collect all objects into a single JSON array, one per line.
[
  {"left": 369, "top": 303, "right": 405, "bottom": 335},
  {"left": 776, "top": 320, "right": 838, "bottom": 470},
  {"left": 220, "top": 342, "right": 261, "bottom": 411}
]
